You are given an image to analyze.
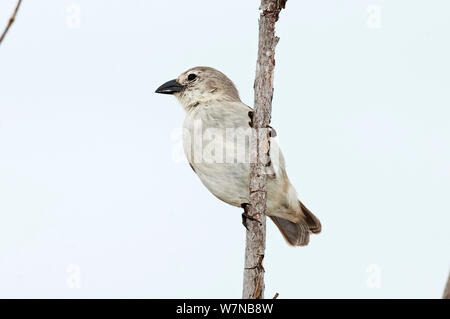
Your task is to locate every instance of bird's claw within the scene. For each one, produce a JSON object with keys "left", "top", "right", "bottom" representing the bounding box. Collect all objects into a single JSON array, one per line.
[
  {"left": 248, "top": 111, "right": 254, "bottom": 128},
  {"left": 241, "top": 203, "right": 262, "bottom": 230}
]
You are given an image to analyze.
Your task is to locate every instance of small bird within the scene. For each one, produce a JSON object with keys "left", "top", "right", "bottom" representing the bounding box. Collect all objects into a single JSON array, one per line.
[{"left": 155, "top": 67, "right": 321, "bottom": 246}]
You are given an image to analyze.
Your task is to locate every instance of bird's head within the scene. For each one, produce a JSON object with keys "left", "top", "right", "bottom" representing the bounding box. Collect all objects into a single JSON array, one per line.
[{"left": 155, "top": 66, "right": 241, "bottom": 109}]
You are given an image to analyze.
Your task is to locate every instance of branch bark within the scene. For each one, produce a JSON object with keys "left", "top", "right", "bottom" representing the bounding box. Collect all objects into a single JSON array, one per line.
[
  {"left": 444, "top": 271, "right": 450, "bottom": 299},
  {"left": 0, "top": 0, "right": 23, "bottom": 45},
  {"left": 243, "top": 0, "right": 287, "bottom": 299}
]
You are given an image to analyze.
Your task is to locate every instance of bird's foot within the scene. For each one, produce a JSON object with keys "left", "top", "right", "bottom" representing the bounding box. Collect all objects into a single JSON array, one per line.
[
  {"left": 241, "top": 203, "right": 262, "bottom": 230},
  {"left": 248, "top": 111, "right": 254, "bottom": 127},
  {"left": 269, "top": 126, "right": 277, "bottom": 137}
]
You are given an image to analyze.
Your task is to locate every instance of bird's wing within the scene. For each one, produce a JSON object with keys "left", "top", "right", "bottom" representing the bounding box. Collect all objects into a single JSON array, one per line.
[
  {"left": 207, "top": 101, "right": 253, "bottom": 128},
  {"left": 209, "top": 101, "right": 285, "bottom": 179}
]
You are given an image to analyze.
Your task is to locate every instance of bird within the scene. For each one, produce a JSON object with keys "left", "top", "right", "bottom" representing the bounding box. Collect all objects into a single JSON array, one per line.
[{"left": 155, "top": 66, "right": 321, "bottom": 246}]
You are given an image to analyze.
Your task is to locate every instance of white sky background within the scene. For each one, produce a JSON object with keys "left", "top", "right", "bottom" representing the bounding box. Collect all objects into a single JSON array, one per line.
[{"left": 0, "top": 0, "right": 449, "bottom": 298}]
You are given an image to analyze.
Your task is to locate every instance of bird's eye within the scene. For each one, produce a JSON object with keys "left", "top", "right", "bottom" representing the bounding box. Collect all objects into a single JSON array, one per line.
[{"left": 187, "top": 74, "right": 197, "bottom": 81}]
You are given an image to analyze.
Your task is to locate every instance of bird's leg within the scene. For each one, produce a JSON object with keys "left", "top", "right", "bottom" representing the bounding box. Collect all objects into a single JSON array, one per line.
[{"left": 241, "top": 203, "right": 261, "bottom": 230}]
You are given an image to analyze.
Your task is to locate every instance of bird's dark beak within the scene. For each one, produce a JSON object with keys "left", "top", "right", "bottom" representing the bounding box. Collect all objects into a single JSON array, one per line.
[{"left": 155, "top": 79, "right": 184, "bottom": 94}]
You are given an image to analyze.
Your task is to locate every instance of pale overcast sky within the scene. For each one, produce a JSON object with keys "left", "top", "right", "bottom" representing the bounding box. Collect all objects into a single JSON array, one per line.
[{"left": 0, "top": 0, "right": 449, "bottom": 298}]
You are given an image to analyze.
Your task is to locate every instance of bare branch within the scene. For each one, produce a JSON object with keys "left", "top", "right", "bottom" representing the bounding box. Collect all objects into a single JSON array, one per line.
[
  {"left": 0, "top": 0, "right": 23, "bottom": 45},
  {"left": 444, "top": 271, "right": 450, "bottom": 299},
  {"left": 242, "top": 0, "right": 287, "bottom": 299}
]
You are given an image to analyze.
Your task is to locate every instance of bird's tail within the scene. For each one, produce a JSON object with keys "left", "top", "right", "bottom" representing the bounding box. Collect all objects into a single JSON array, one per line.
[{"left": 270, "top": 201, "right": 321, "bottom": 246}]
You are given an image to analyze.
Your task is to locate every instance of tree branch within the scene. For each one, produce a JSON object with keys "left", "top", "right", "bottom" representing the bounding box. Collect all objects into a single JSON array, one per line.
[
  {"left": 0, "top": 0, "right": 23, "bottom": 45},
  {"left": 243, "top": 0, "right": 287, "bottom": 299},
  {"left": 444, "top": 271, "right": 450, "bottom": 299}
]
